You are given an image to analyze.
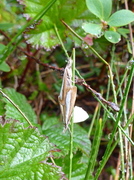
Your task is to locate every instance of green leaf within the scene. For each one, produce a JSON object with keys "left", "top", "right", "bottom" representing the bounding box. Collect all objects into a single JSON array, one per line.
[
  {"left": 104, "top": 31, "right": 121, "bottom": 43},
  {"left": 19, "top": 0, "right": 87, "bottom": 50},
  {"left": 3, "top": 88, "right": 37, "bottom": 125},
  {"left": 0, "top": 62, "right": 10, "bottom": 72},
  {"left": 117, "top": 28, "right": 130, "bottom": 38},
  {"left": 0, "top": 44, "right": 6, "bottom": 51},
  {"left": 0, "top": 23, "right": 14, "bottom": 30},
  {"left": 0, "top": 1, "right": 16, "bottom": 23},
  {"left": 41, "top": 114, "right": 59, "bottom": 130},
  {"left": 43, "top": 124, "right": 91, "bottom": 157},
  {"left": 55, "top": 152, "right": 89, "bottom": 180},
  {"left": 93, "top": 36, "right": 110, "bottom": 53},
  {"left": 82, "top": 22, "right": 102, "bottom": 36},
  {"left": 127, "top": 40, "right": 132, "bottom": 54},
  {"left": 108, "top": 10, "right": 134, "bottom": 27},
  {"left": 86, "top": 0, "right": 112, "bottom": 20},
  {"left": 0, "top": 120, "right": 65, "bottom": 180},
  {"left": 0, "top": 95, "right": 5, "bottom": 116},
  {"left": 0, "top": 45, "right": 10, "bottom": 72},
  {"left": 0, "top": 44, "right": 10, "bottom": 72}
]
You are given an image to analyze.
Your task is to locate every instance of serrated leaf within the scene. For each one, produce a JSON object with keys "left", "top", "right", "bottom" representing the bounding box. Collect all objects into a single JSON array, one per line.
[
  {"left": 25, "top": 16, "right": 60, "bottom": 51},
  {"left": 3, "top": 88, "right": 37, "bottom": 125},
  {"left": 82, "top": 22, "right": 102, "bottom": 36},
  {"left": 0, "top": 120, "right": 66, "bottom": 180},
  {"left": 18, "top": 0, "right": 87, "bottom": 50},
  {"left": 104, "top": 31, "right": 121, "bottom": 43},
  {"left": 108, "top": 10, "right": 134, "bottom": 27},
  {"left": 86, "top": 0, "right": 112, "bottom": 20},
  {"left": 41, "top": 114, "right": 59, "bottom": 131},
  {"left": 43, "top": 124, "right": 91, "bottom": 157}
]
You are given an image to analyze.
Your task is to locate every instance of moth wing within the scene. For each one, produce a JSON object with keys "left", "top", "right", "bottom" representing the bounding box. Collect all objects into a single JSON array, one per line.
[{"left": 64, "top": 86, "right": 77, "bottom": 129}]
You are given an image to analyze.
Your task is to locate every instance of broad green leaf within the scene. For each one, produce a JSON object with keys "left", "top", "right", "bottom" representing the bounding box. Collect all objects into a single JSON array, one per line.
[
  {"left": 18, "top": 0, "right": 87, "bottom": 50},
  {"left": 108, "top": 10, "right": 134, "bottom": 27},
  {"left": 104, "top": 31, "right": 121, "bottom": 43},
  {"left": 117, "top": 28, "right": 130, "bottom": 38},
  {"left": 3, "top": 88, "right": 37, "bottom": 125},
  {"left": 71, "top": 160, "right": 88, "bottom": 180},
  {"left": 0, "top": 120, "right": 65, "bottom": 180},
  {"left": 0, "top": 62, "right": 10, "bottom": 72},
  {"left": 25, "top": 16, "right": 60, "bottom": 50},
  {"left": 41, "top": 114, "right": 59, "bottom": 130},
  {"left": 55, "top": 152, "right": 89, "bottom": 180},
  {"left": 82, "top": 22, "right": 102, "bottom": 36},
  {"left": 43, "top": 124, "right": 91, "bottom": 157},
  {"left": 86, "top": 0, "right": 112, "bottom": 20}
]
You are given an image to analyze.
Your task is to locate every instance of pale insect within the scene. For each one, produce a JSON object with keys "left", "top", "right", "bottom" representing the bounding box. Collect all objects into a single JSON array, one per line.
[{"left": 58, "top": 59, "right": 77, "bottom": 130}]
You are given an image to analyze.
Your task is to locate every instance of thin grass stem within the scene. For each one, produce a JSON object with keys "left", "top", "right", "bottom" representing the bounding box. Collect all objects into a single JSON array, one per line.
[
  {"left": 68, "top": 48, "right": 76, "bottom": 180},
  {"left": 54, "top": 24, "right": 70, "bottom": 60},
  {"left": 0, "top": 89, "right": 33, "bottom": 127},
  {"left": 88, "top": 103, "right": 100, "bottom": 138},
  {"left": 85, "top": 118, "right": 102, "bottom": 180}
]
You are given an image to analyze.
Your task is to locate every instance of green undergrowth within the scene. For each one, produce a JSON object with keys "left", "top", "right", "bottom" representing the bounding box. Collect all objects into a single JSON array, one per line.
[{"left": 0, "top": 0, "right": 134, "bottom": 179}]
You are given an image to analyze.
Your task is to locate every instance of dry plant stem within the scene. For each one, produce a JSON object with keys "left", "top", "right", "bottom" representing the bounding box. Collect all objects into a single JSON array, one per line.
[
  {"left": 0, "top": 89, "right": 33, "bottom": 127},
  {"left": 124, "top": 1, "right": 134, "bottom": 56},
  {"left": 61, "top": 20, "right": 118, "bottom": 105},
  {"left": 115, "top": 154, "right": 121, "bottom": 180},
  {"left": 21, "top": 49, "right": 63, "bottom": 72},
  {"left": 126, "top": 127, "right": 133, "bottom": 179},
  {"left": 82, "top": 83, "right": 119, "bottom": 112},
  {"left": 124, "top": 1, "right": 134, "bottom": 179},
  {"left": 35, "top": 64, "right": 44, "bottom": 124},
  {"left": 24, "top": 50, "right": 120, "bottom": 111},
  {"left": 0, "top": 29, "right": 62, "bottom": 73},
  {"left": 1, "top": 29, "right": 119, "bottom": 112},
  {"left": 18, "top": 49, "right": 120, "bottom": 112},
  {"left": 119, "top": 128, "right": 125, "bottom": 180},
  {"left": 111, "top": 48, "right": 125, "bottom": 179},
  {"left": 17, "top": 48, "right": 39, "bottom": 91},
  {"left": 61, "top": 20, "right": 108, "bottom": 65},
  {"left": 30, "top": 54, "right": 120, "bottom": 111},
  {"left": 124, "top": 0, "right": 134, "bottom": 119}
]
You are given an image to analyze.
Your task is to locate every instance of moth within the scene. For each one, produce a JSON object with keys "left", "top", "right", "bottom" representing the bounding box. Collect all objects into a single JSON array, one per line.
[{"left": 58, "top": 58, "right": 77, "bottom": 130}]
